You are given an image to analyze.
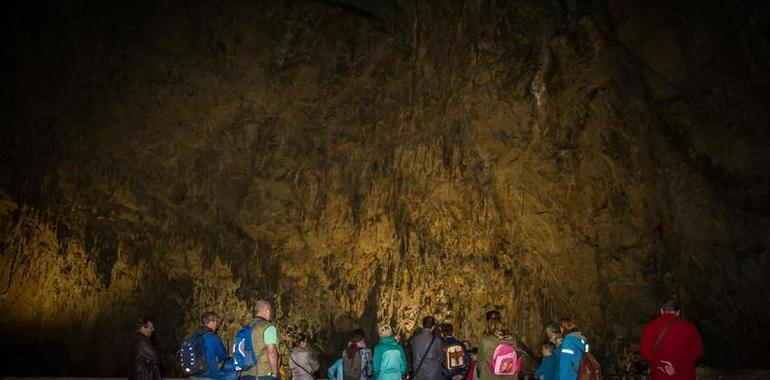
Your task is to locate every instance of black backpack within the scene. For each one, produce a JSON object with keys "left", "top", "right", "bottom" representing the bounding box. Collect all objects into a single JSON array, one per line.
[
  {"left": 342, "top": 350, "right": 363, "bottom": 380},
  {"left": 179, "top": 332, "right": 211, "bottom": 376}
]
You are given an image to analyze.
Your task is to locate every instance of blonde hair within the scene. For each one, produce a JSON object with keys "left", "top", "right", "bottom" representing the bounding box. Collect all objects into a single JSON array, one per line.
[{"left": 378, "top": 324, "right": 393, "bottom": 337}]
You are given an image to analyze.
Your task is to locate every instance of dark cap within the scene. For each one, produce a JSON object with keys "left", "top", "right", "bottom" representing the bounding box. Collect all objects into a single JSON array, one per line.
[{"left": 661, "top": 300, "right": 680, "bottom": 312}]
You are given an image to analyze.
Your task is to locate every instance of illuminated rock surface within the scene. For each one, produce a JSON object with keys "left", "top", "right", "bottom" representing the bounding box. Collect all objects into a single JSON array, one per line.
[{"left": 1, "top": 0, "right": 768, "bottom": 376}]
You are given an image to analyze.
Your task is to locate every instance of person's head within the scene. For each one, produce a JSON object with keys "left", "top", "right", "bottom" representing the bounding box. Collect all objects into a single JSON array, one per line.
[
  {"left": 201, "top": 311, "right": 218, "bottom": 331},
  {"left": 135, "top": 317, "right": 155, "bottom": 337},
  {"left": 660, "top": 300, "right": 681, "bottom": 317},
  {"left": 484, "top": 310, "right": 505, "bottom": 335},
  {"left": 541, "top": 341, "right": 556, "bottom": 356},
  {"left": 545, "top": 322, "right": 561, "bottom": 341},
  {"left": 560, "top": 318, "right": 578, "bottom": 335},
  {"left": 293, "top": 334, "right": 309, "bottom": 349},
  {"left": 254, "top": 299, "right": 272, "bottom": 320},
  {"left": 422, "top": 315, "right": 437, "bottom": 330},
  {"left": 378, "top": 324, "right": 393, "bottom": 338},
  {"left": 346, "top": 330, "right": 365, "bottom": 358},
  {"left": 438, "top": 323, "right": 454, "bottom": 338}
]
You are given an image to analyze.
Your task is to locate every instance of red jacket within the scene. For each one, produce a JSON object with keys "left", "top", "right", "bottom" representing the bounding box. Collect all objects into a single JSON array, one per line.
[{"left": 640, "top": 313, "right": 703, "bottom": 380}]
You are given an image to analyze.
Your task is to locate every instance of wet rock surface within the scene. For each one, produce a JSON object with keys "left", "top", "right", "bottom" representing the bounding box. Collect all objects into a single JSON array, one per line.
[{"left": 1, "top": 0, "right": 769, "bottom": 376}]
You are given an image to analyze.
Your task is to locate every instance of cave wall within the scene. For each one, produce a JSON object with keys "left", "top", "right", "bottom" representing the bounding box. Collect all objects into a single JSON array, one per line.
[{"left": 1, "top": 0, "right": 769, "bottom": 376}]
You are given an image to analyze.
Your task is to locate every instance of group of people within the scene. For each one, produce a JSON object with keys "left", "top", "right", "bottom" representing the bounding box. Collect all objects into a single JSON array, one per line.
[{"left": 128, "top": 300, "right": 704, "bottom": 380}]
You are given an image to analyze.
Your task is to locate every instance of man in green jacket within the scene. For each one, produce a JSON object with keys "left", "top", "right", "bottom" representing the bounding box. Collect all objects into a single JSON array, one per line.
[{"left": 373, "top": 324, "right": 407, "bottom": 380}]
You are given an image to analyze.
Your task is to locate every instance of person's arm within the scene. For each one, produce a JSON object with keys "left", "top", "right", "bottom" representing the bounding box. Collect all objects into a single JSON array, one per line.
[
  {"left": 372, "top": 346, "right": 382, "bottom": 378},
  {"left": 137, "top": 338, "right": 160, "bottom": 364},
  {"left": 639, "top": 325, "right": 657, "bottom": 364},
  {"left": 686, "top": 325, "right": 704, "bottom": 364},
  {"left": 215, "top": 337, "right": 228, "bottom": 362},
  {"left": 399, "top": 345, "right": 408, "bottom": 375},
  {"left": 267, "top": 344, "right": 279, "bottom": 376},
  {"left": 307, "top": 351, "right": 320, "bottom": 372}
]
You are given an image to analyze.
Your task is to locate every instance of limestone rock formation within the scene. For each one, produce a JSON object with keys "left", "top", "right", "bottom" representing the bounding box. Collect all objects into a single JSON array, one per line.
[{"left": 1, "top": 0, "right": 768, "bottom": 376}]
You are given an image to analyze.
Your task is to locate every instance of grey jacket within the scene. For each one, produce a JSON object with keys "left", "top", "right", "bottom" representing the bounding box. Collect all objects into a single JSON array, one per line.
[
  {"left": 411, "top": 329, "right": 442, "bottom": 380},
  {"left": 290, "top": 347, "right": 320, "bottom": 380}
]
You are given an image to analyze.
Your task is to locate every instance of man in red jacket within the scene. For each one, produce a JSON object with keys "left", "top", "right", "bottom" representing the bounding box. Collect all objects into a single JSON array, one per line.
[{"left": 640, "top": 301, "right": 703, "bottom": 380}]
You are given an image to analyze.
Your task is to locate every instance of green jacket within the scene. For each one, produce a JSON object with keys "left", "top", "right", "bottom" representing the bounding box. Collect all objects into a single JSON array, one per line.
[
  {"left": 373, "top": 337, "right": 407, "bottom": 380},
  {"left": 241, "top": 318, "right": 278, "bottom": 377}
]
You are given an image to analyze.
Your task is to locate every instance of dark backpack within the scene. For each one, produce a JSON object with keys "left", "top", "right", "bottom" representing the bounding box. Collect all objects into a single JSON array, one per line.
[
  {"left": 577, "top": 351, "right": 602, "bottom": 380},
  {"left": 179, "top": 332, "right": 211, "bottom": 376},
  {"left": 342, "top": 350, "right": 363, "bottom": 380}
]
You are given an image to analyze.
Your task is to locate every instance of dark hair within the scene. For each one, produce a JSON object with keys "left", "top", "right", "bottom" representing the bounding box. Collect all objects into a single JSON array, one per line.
[
  {"left": 135, "top": 317, "right": 153, "bottom": 331},
  {"left": 201, "top": 312, "right": 218, "bottom": 325},
  {"left": 542, "top": 341, "right": 556, "bottom": 353},
  {"left": 422, "top": 316, "right": 437, "bottom": 329},
  {"left": 484, "top": 310, "right": 507, "bottom": 336},
  {"left": 293, "top": 334, "right": 308, "bottom": 348},
  {"left": 438, "top": 323, "right": 453, "bottom": 337},
  {"left": 346, "top": 330, "right": 365, "bottom": 359},
  {"left": 486, "top": 310, "right": 501, "bottom": 322},
  {"left": 661, "top": 301, "right": 680, "bottom": 312}
]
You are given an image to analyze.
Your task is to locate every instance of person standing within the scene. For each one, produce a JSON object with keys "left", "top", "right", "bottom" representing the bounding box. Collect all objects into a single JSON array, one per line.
[
  {"left": 192, "top": 312, "right": 234, "bottom": 380},
  {"left": 412, "top": 316, "right": 442, "bottom": 380},
  {"left": 241, "top": 300, "right": 281, "bottom": 380},
  {"left": 438, "top": 323, "right": 470, "bottom": 380},
  {"left": 557, "top": 319, "right": 588, "bottom": 380},
  {"left": 640, "top": 301, "right": 703, "bottom": 380},
  {"left": 290, "top": 334, "right": 319, "bottom": 380},
  {"left": 373, "top": 324, "right": 407, "bottom": 380},
  {"left": 129, "top": 317, "right": 161, "bottom": 380},
  {"left": 477, "top": 310, "right": 516, "bottom": 380},
  {"left": 343, "top": 329, "right": 374, "bottom": 380}
]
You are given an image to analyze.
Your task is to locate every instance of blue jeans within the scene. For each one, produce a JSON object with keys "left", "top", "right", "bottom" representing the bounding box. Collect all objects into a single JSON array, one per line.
[{"left": 241, "top": 376, "right": 278, "bottom": 380}]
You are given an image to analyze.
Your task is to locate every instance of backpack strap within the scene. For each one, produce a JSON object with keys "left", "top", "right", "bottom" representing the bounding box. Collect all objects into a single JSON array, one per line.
[
  {"left": 414, "top": 336, "right": 436, "bottom": 377},
  {"left": 290, "top": 354, "right": 316, "bottom": 380},
  {"left": 653, "top": 317, "right": 678, "bottom": 352}
]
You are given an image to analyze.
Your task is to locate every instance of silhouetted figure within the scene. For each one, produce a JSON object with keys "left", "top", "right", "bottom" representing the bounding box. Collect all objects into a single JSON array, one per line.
[
  {"left": 129, "top": 317, "right": 161, "bottom": 380},
  {"left": 640, "top": 301, "right": 703, "bottom": 380}
]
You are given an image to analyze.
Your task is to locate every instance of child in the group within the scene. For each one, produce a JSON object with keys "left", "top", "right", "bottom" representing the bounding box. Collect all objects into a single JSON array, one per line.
[{"left": 534, "top": 342, "right": 557, "bottom": 380}]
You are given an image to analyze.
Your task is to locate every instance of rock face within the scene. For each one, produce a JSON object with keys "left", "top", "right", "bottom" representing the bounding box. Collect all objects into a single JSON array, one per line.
[{"left": 1, "top": 0, "right": 768, "bottom": 376}]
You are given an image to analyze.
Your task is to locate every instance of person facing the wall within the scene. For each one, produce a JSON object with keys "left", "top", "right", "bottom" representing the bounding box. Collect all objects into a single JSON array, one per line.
[
  {"left": 373, "top": 324, "right": 407, "bottom": 380},
  {"left": 241, "top": 300, "right": 280, "bottom": 380},
  {"left": 640, "top": 301, "right": 703, "bottom": 380}
]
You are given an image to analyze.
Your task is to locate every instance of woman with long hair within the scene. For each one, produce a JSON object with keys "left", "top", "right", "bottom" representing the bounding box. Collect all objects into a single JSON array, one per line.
[
  {"left": 477, "top": 310, "right": 517, "bottom": 380},
  {"left": 343, "top": 329, "right": 373, "bottom": 380},
  {"left": 557, "top": 318, "right": 588, "bottom": 380}
]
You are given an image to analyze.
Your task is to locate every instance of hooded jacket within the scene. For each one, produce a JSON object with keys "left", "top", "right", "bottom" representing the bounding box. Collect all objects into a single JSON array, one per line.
[
  {"left": 373, "top": 337, "right": 407, "bottom": 380},
  {"left": 640, "top": 313, "right": 703, "bottom": 380},
  {"left": 557, "top": 332, "right": 588, "bottom": 380}
]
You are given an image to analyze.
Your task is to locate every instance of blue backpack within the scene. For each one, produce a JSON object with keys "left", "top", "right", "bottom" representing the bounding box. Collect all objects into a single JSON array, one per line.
[
  {"left": 232, "top": 324, "right": 257, "bottom": 371},
  {"left": 179, "top": 332, "right": 211, "bottom": 376}
]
